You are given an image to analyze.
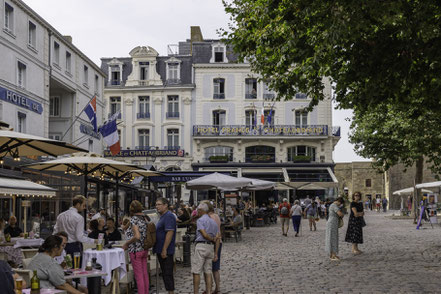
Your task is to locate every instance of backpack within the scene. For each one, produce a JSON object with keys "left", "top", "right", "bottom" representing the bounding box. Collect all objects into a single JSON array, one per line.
[
  {"left": 280, "top": 205, "right": 289, "bottom": 216},
  {"left": 143, "top": 219, "right": 156, "bottom": 250}
]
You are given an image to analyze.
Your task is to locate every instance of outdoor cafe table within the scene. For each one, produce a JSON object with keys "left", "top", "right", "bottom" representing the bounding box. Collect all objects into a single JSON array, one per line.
[
  {"left": 65, "top": 269, "right": 107, "bottom": 294},
  {"left": 22, "top": 289, "right": 66, "bottom": 294},
  {"left": 82, "top": 247, "right": 126, "bottom": 285},
  {"left": 12, "top": 237, "right": 44, "bottom": 248}
]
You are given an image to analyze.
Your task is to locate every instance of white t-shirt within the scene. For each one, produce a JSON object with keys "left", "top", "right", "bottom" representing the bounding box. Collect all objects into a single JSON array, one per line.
[{"left": 290, "top": 204, "right": 303, "bottom": 216}]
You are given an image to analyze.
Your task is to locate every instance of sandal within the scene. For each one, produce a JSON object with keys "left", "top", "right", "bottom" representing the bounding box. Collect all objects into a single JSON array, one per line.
[{"left": 330, "top": 256, "right": 340, "bottom": 261}]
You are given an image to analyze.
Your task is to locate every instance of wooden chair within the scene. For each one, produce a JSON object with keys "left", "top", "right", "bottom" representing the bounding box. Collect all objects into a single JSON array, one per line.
[
  {"left": 21, "top": 249, "right": 38, "bottom": 259},
  {"left": 118, "top": 249, "right": 134, "bottom": 294},
  {"left": 22, "top": 258, "right": 32, "bottom": 269}
]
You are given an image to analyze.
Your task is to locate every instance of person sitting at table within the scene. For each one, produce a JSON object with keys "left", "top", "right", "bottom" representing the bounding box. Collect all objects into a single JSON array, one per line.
[
  {"left": 28, "top": 235, "right": 86, "bottom": 294},
  {"left": 230, "top": 207, "right": 243, "bottom": 229},
  {"left": 105, "top": 218, "right": 121, "bottom": 242},
  {"left": 88, "top": 219, "right": 108, "bottom": 244},
  {"left": 4, "top": 215, "right": 23, "bottom": 238},
  {"left": 97, "top": 217, "right": 106, "bottom": 231},
  {"left": 54, "top": 231, "right": 68, "bottom": 267}
]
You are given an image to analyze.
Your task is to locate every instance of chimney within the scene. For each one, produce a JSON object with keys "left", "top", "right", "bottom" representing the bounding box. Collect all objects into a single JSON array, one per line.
[
  {"left": 63, "top": 35, "right": 73, "bottom": 43},
  {"left": 190, "top": 26, "right": 203, "bottom": 55}
]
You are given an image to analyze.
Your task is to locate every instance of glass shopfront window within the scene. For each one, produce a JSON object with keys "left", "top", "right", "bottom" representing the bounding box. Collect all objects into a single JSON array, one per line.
[{"left": 245, "top": 145, "right": 276, "bottom": 163}]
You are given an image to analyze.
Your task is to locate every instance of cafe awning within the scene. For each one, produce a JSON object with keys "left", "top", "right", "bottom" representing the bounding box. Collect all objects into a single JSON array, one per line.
[{"left": 0, "top": 177, "right": 56, "bottom": 197}]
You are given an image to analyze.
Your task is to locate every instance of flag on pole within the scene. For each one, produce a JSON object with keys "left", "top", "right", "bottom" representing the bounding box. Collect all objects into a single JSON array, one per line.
[
  {"left": 268, "top": 101, "right": 276, "bottom": 125},
  {"left": 84, "top": 96, "right": 98, "bottom": 132},
  {"left": 261, "top": 103, "right": 265, "bottom": 124},
  {"left": 252, "top": 103, "right": 257, "bottom": 127},
  {"left": 99, "top": 113, "right": 120, "bottom": 155}
]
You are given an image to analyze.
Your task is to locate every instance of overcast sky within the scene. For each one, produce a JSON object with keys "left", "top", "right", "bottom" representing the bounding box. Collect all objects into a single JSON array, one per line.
[{"left": 25, "top": 0, "right": 369, "bottom": 163}]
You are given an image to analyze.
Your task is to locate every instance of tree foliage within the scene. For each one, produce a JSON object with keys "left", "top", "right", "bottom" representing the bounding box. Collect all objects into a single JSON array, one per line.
[{"left": 223, "top": 0, "right": 441, "bottom": 174}]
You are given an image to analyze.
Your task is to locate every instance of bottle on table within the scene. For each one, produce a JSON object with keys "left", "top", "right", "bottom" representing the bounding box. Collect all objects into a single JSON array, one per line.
[{"left": 30, "top": 270, "right": 40, "bottom": 293}]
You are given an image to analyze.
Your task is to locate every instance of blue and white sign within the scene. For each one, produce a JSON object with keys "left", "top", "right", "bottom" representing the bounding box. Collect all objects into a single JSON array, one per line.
[{"left": 0, "top": 87, "right": 43, "bottom": 114}]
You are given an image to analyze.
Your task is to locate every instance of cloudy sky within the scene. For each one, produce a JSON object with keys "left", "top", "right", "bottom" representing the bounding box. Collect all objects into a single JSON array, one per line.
[{"left": 24, "top": 0, "right": 369, "bottom": 163}]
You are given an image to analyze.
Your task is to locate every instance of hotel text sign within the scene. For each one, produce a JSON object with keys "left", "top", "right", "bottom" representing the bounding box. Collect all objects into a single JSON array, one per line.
[
  {"left": 193, "top": 125, "right": 328, "bottom": 136},
  {"left": 104, "top": 149, "right": 185, "bottom": 157},
  {"left": 0, "top": 87, "right": 43, "bottom": 114}
]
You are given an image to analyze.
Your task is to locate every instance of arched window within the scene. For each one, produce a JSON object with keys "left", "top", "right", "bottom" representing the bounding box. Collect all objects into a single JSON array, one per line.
[
  {"left": 287, "top": 146, "right": 316, "bottom": 162},
  {"left": 204, "top": 146, "right": 233, "bottom": 162},
  {"left": 245, "top": 146, "right": 275, "bottom": 163}
]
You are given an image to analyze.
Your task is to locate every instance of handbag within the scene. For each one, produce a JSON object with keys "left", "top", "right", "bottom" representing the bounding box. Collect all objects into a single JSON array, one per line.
[
  {"left": 359, "top": 217, "right": 366, "bottom": 227},
  {"left": 338, "top": 217, "right": 344, "bottom": 228}
]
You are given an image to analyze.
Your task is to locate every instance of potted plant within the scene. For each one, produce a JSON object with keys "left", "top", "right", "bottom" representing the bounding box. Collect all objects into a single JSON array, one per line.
[
  {"left": 292, "top": 155, "right": 311, "bottom": 163},
  {"left": 209, "top": 155, "right": 229, "bottom": 163}
]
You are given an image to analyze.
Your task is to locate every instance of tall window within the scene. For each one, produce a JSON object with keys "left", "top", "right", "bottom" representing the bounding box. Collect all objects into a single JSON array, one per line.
[
  {"left": 264, "top": 109, "right": 275, "bottom": 126},
  {"left": 213, "top": 78, "right": 225, "bottom": 99},
  {"left": 365, "top": 179, "right": 372, "bottom": 187},
  {"left": 263, "top": 82, "right": 275, "bottom": 100},
  {"left": 65, "top": 52, "right": 71, "bottom": 73},
  {"left": 205, "top": 146, "right": 233, "bottom": 162},
  {"left": 167, "top": 63, "right": 179, "bottom": 81},
  {"left": 167, "top": 129, "right": 179, "bottom": 149},
  {"left": 295, "top": 93, "right": 307, "bottom": 99},
  {"left": 88, "top": 139, "right": 93, "bottom": 152},
  {"left": 138, "top": 129, "right": 150, "bottom": 149},
  {"left": 28, "top": 21, "right": 36, "bottom": 48},
  {"left": 212, "top": 110, "right": 226, "bottom": 126},
  {"left": 245, "top": 78, "right": 257, "bottom": 99},
  {"left": 245, "top": 110, "right": 257, "bottom": 127},
  {"left": 94, "top": 75, "right": 99, "bottom": 95},
  {"left": 245, "top": 146, "right": 275, "bottom": 163},
  {"left": 53, "top": 41, "right": 60, "bottom": 65},
  {"left": 167, "top": 96, "right": 179, "bottom": 118},
  {"left": 110, "top": 97, "right": 121, "bottom": 116},
  {"left": 140, "top": 62, "right": 149, "bottom": 80},
  {"left": 214, "top": 46, "right": 225, "bottom": 62},
  {"left": 49, "top": 97, "right": 60, "bottom": 117},
  {"left": 4, "top": 3, "right": 14, "bottom": 32},
  {"left": 83, "top": 65, "right": 89, "bottom": 85},
  {"left": 295, "top": 110, "right": 308, "bottom": 126},
  {"left": 287, "top": 146, "right": 316, "bottom": 162},
  {"left": 17, "top": 112, "right": 26, "bottom": 133},
  {"left": 17, "top": 61, "right": 26, "bottom": 88},
  {"left": 138, "top": 96, "right": 150, "bottom": 118},
  {"left": 111, "top": 66, "right": 120, "bottom": 85}
]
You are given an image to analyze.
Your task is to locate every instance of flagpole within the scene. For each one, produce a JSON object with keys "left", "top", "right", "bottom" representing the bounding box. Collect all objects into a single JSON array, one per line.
[{"left": 61, "top": 95, "right": 96, "bottom": 141}]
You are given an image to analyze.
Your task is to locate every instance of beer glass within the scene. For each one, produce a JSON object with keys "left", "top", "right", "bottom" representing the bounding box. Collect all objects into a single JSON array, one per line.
[
  {"left": 15, "top": 277, "right": 23, "bottom": 291},
  {"left": 96, "top": 239, "right": 103, "bottom": 251},
  {"left": 73, "top": 252, "right": 81, "bottom": 269}
]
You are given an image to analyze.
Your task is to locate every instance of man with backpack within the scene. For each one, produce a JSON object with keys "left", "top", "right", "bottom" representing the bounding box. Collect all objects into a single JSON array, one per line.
[
  {"left": 279, "top": 198, "right": 291, "bottom": 236},
  {"left": 154, "top": 197, "right": 177, "bottom": 294}
]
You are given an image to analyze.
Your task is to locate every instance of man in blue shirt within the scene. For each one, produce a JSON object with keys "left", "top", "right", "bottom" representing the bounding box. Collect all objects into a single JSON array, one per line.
[
  {"left": 192, "top": 203, "right": 220, "bottom": 294},
  {"left": 154, "top": 197, "right": 176, "bottom": 294}
]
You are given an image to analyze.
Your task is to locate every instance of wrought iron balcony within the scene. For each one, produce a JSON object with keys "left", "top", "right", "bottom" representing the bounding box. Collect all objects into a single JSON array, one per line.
[
  {"left": 164, "top": 145, "right": 180, "bottom": 150},
  {"left": 245, "top": 93, "right": 257, "bottom": 99},
  {"left": 193, "top": 125, "right": 329, "bottom": 137},
  {"left": 110, "top": 80, "right": 120, "bottom": 85},
  {"left": 263, "top": 93, "right": 275, "bottom": 100},
  {"left": 137, "top": 112, "right": 151, "bottom": 119},
  {"left": 213, "top": 93, "right": 225, "bottom": 99},
  {"left": 295, "top": 93, "right": 307, "bottom": 99},
  {"left": 166, "top": 112, "right": 180, "bottom": 118}
]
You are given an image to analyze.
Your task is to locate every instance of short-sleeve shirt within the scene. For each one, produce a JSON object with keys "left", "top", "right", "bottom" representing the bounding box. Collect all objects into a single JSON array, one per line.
[
  {"left": 126, "top": 215, "right": 148, "bottom": 253},
  {"left": 232, "top": 214, "right": 243, "bottom": 229},
  {"left": 4, "top": 225, "right": 22, "bottom": 238},
  {"left": 290, "top": 204, "right": 303, "bottom": 216},
  {"left": 195, "top": 214, "right": 219, "bottom": 242},
  {"left": 0, "top": 260, "right": 14, "bottom": 294},
  {"left": 305, "top": 204, "right": 317, "bottom": 216},
  {"left": 154, "top": 211, "right": 176, "bottom": 255},
  {"left": 279, "top": 203, "right": 291, "bottom": 218},
  {"left": 28, "top": 253, "right": 66, "bottom": 289}
]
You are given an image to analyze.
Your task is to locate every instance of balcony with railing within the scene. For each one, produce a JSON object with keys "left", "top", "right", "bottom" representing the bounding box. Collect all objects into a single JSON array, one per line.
[
  {"left": 166, "top": 112, "right": 180, "bottom": 118},
  {"left": 137, "top": 112, "right": 151, "bottom": 119},
  {"left": 213, "top": 93, "right": 225, "bottom": 99},
  {"left": 108, "top": 113, "right": 122, "bottom": 119},
  {"left": 263, "top": 93, "right": 275, "bottom": 100},
  {"left": 245, "top": 93, "right": 257, "bottom": 99},
  {"left": 110, "top": 80, "right": 121, "bottom": 86},
  {"left": 193, "top": 125, "right": 329, "bottom": 137},
  {"left": 164, "top": 145, "right": 180, "bottom": 150}
]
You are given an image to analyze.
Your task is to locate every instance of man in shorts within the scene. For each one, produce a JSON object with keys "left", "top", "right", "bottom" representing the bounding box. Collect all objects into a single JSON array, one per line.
[
  {"left": 192, "top": 203, "right": 220, "bottom": 294},
  {"left": 279, "top": 198, "right": 291, "bottom": 236}
]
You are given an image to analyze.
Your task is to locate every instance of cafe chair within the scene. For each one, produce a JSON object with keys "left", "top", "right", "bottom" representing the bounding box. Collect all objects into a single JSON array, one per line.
[
  {"left": 13, "top": 268, "right": 32, "bottom": 286},
  {"left": 22, "top": 258, "right": 32, "bottom": 269},
  {"left": 0, "top": 251, "right": 6, "bottom": 261},
  {"left": 119, "top": 250, "right": 134, "bottom": 294},
  {"left": 21, "top": 248, "right": 38, "bottom": 259}
]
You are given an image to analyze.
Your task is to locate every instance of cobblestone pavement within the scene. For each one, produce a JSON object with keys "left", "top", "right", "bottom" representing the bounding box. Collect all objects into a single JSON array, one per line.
[{"left": 151, "top": 211, "right": 441, "bottom": 294}]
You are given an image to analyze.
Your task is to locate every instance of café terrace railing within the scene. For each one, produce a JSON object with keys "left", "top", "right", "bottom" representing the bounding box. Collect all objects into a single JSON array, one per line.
[{"left": 193, "top": 125, "right": 332, "bottom": 137}]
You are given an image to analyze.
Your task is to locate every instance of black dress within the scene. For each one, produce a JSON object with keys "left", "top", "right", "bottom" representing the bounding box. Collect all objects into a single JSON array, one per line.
[{"left": 345, "top": 201, "right": 364, "bottom": 244}]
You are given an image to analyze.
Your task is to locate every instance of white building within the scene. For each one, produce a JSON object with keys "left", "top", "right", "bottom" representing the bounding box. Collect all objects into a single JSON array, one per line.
[{"left": 0, "top": 0, "right": 105, "bottom": 153}]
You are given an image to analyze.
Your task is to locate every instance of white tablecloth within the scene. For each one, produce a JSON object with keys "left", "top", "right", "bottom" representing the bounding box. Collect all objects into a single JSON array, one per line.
[
  {"left": 12, "top": 238, "right": 44, "bottom": 248},
  {"left": 82, "top": 248, "right": 126, "bottom": 285}
]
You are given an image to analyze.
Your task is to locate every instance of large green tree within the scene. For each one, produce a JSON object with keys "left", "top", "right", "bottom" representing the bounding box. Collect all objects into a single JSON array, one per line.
[{"left": 223, "top": 0, "right": 441, "bottom": 176}]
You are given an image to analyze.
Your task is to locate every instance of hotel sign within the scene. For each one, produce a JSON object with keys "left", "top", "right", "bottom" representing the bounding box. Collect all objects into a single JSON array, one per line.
[
  {"left": 104, "top": 149, "right": 185, "bottom": 157},
  {"left": 193, "top": 125, "right": 328, "bottom": 136},
  {"left": 0, "top": 87, "right": 43, "bottom": 114}
]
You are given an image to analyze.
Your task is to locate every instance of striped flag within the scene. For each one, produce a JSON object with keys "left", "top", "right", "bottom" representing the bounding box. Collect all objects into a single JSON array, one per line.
[
  {"left": 84, "top": 95, "right": 97, "bottom": 132},
  {"left": 261, "top": 103, "right": 265, "bottom": 124},
  {"left": 99, "top": 113, "right": 120, "bottom": 155}
]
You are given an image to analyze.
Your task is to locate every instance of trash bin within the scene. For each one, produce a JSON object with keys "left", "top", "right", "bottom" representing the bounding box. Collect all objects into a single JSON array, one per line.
[{"left": 183, "top": 234, "right": 191, "bottom": 267}]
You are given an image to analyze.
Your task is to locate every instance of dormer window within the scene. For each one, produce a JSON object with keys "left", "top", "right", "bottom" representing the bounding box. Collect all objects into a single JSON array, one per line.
[
  {"left": 165, "top": 57, "right": 181, "bottom": 84},
  {"left": 210, "top": 43, "right": 228, "bottom": 63},
  {"left": 110, "top": 66, "right": 120, "bottom": 85},
  {"left": 140, "top": 62, "right": 149, "bottom": 80}
]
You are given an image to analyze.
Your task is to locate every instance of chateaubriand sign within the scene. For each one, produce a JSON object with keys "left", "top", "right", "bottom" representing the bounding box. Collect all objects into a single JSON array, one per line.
[
  {"left": 193, "top": 125, "right": 328, "bottom": 136},
  {"left": 104, "top": 149, "right": 185, "bottom": 157}
]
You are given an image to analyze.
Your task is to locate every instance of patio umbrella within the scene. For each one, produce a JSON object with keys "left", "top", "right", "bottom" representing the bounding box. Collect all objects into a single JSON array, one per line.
[
  {"left": 0, "top": 129, "right": 87, "bottom": 160},
  {"left": 239, "top": 177, "right": 276, "bottom": 212},
  {"left": 392, "top": 187, "right": 433, "bottom": 195},
  {"left": 26, "top": 152, "right": 142, "bottom": 225},
  {"left": 415, "top": 181, "right": 441, "bottom": 189}
]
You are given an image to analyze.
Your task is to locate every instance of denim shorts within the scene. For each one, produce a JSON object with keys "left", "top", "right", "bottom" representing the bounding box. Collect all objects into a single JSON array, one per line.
[{"left": 212, "top": 242, "right": 222, "bottom": 271}]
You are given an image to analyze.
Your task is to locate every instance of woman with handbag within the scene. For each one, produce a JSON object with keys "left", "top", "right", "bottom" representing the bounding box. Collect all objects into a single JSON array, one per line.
[
  {"left": 325, "top": 197, "right": 345, "bottom": 261},
  {"left": 345, "top": 192, "right": 365, "bottom": 255}
]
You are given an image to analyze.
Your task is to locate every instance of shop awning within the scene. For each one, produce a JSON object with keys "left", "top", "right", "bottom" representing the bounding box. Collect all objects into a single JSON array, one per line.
[
  {"left": 149, "top": 172, "right": 231, "bottom": 183},
  {"left": 0, "top": 177, "right": 56, "bottom": 197}
]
